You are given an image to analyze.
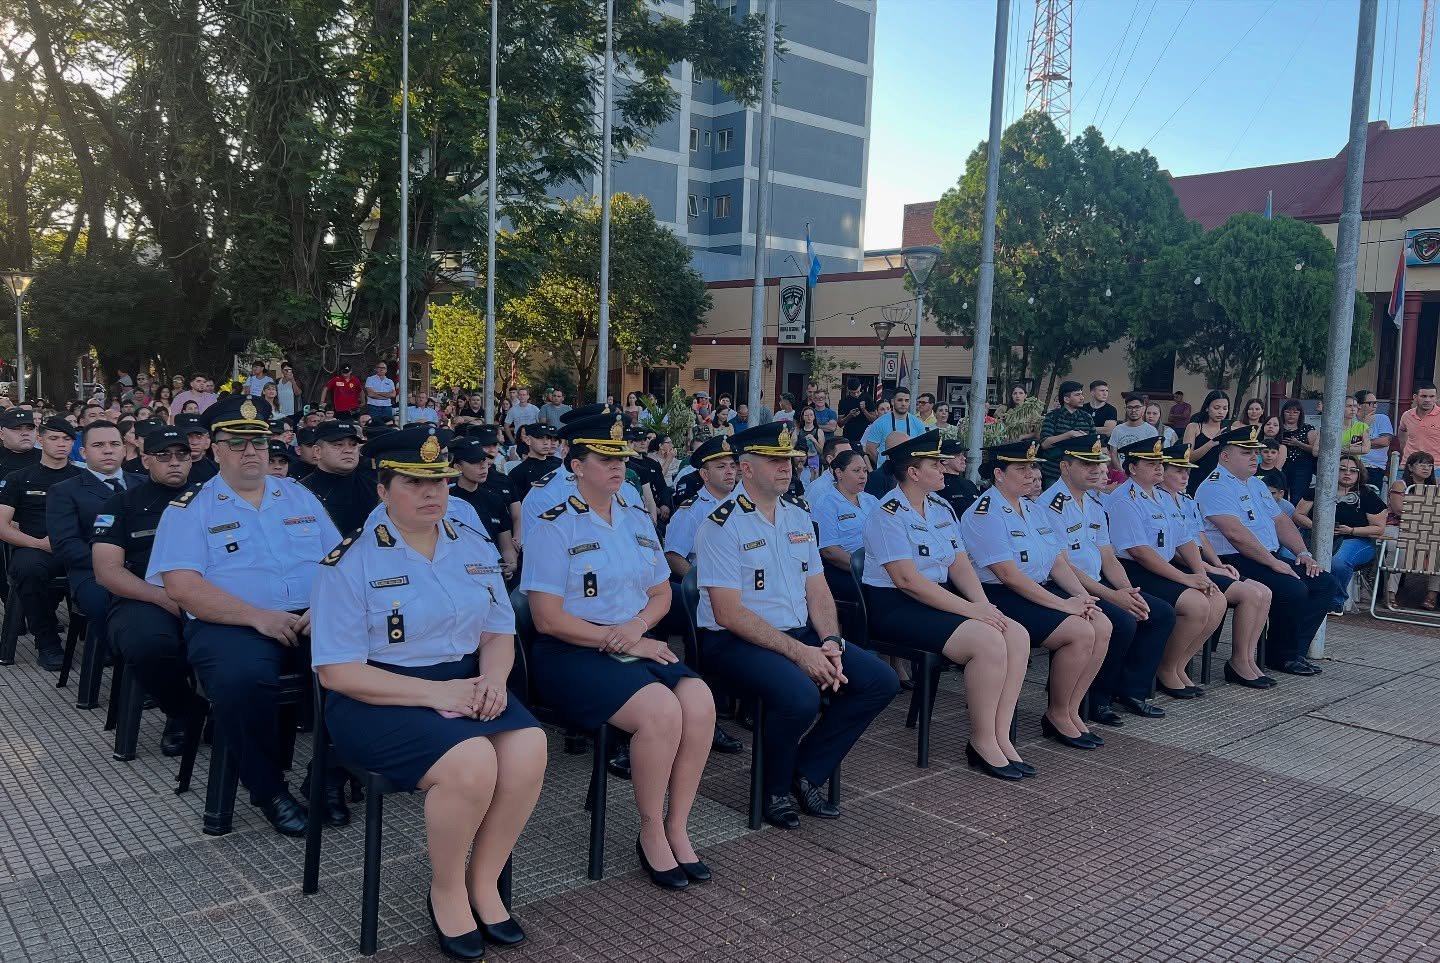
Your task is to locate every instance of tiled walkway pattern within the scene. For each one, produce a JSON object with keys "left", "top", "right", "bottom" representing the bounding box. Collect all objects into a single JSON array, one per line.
[{"left": 3, "top": 618, "right": 1439, "bottom": 962}]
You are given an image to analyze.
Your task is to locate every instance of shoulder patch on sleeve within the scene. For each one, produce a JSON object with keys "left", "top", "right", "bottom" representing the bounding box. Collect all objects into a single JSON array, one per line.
[
  {"left": 1048, "top": 492, "right": 1068, "bottom": 514},
  {"left": 881, "top": 498, "right": 901, "bottom": 515},
  {"left": 168, "top": 486, "right": 200, "bottom": 509},
  {"left": 974, "top": 495, "right": 990, "bottom": 516},
  {"left": 321, "top": 527, "right": 365, "bottom": 566},
  {"left": 539, "top": 502, "right": 568, "bottom": 522},
  {"left": 708, "top": 500, "right": 735, "bottom": 526}
]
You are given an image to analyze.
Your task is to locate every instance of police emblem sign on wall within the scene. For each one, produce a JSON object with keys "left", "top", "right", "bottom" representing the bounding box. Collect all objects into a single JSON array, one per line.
[{"left": 777, "top": 276, "right": 810, "bottom": 345}]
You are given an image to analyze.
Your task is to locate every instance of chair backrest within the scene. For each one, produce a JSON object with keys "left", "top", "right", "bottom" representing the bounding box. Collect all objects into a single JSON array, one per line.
[
  {"left": 507, "top": 587, "right": 537, "bottom": 701},
  {"left": 679, "top": 570, "right": 703, "bottom": 671},
  {"left": 1392, "top": 485, "right": 1440, "bottom": 576},
  {"left": 847, "top": 548, "right": 870, "bottom": 647}
]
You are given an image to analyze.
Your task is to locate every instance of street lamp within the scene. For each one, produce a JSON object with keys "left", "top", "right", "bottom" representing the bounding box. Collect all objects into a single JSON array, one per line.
[
  {"left": 901, "top": 245, "right": 941, "bottom": 394},
  {"left": 3, "top": 271, "right": 33, "bottom": 403},
  {"left": 870, "top": 317, "right": 896, "bottom": 390}
]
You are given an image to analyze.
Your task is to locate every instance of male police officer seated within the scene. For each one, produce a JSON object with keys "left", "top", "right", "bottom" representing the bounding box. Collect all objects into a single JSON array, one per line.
[
  {"left": 147, "top": 395, "right": 343, "bottom": 835},
  {"left": 175, "top": 413, "right": 218, "bottom": 484},
  {"left": 0, "top": 418, "right": 82, "bottom": 669},
  {"left": 300, "top": 420, "right": 377, "bottom": 533},
  {"left": 695, "top": 422, "right": 898, "bottom": 828},
  {"left": 1195, "top": 425, "right": 1338, "bottom": 676},
  {"left": 0, "top": 406, "right": 40, "bottom": 476},
  {"left": 93, "top": 426, "right": 200, "bottom": 755}
]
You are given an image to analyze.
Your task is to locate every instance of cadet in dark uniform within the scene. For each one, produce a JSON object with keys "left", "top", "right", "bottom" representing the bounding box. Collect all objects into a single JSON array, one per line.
[
  {"left": 175, "top": 413, "right": 218, "bottom": 484},
  {"left": 93, "top": 426, "right": 200, "bottom": 755},
  {"left": 300, "top": 420, "right": 378, "bottom": 533},
  {"left": 627, "top": 427, "right": 671, "bottom": 518},
  {"left": 504, "top": 423, "right": 560, "bottom": 494},
  {"left": 938, "top": 439, "right": 981, "bottom": 518},
  {"left": 960, "top": 440, "right": 1112, "bottom": 750},
  {"left": 860, "top": 432, "right": 1032, "bottom": 779},
  {"left": 291, "top": 426, "right": 319, "bottom": 480},
  {"left": 1195, "top": 425, "right": 1336, "bottom": 676},
  {"left": 521, "top": 411, "right": 715, "bottom": 889},
  {"left": 0, "top": 418, "right": 82, "bottom": 668},
  {"left": 696, "top": 422, "right": 899, "bottom": 828},
  {"left": 0, "top": 406, "right": 41, "bottom": 476},
  {"left": 311, "top": 427, "right": 544, "bottom": 959},
  {"left": 267, "top": 440, "right": 292, "bottom": 477},
  {"left": 147, "top": 395, "right": 343, "bottom": 836},
  {"left": 448, "top": 437, "right": 517, "bottom": 578}
]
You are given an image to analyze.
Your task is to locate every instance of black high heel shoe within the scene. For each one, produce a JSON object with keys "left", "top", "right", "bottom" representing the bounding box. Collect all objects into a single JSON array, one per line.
[
  {"left": 1041, "top": 714, "right": 1098, "bottom": 750},
  {"left": 1008, "top": 758, "right": 1037, "bottom": 777},
  {"left": 1077, "top": 729, "right": 1104, "bottom": 747},
  {"left": 965, "top": 742, "right": 1024, "bottom": 780},
  {"left": 635, "top": 838, "right": 688, "bottom": 890},
  {"left": 678, "top": 859, "right": 712, "bottom": 883},
  {"left": 428, "top": 893, "right": 486, "bottom": 962},
  {"left": 1155, "top": 680, "right": 1197, "bottom": 699},
  {"left": 471, "top": 908, "right": 527, "bottom": 948}
]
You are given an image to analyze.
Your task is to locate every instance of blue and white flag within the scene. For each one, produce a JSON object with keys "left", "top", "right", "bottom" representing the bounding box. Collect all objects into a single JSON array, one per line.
[{"left": 805, "top": 225, "right": 821, "bottom": 287}]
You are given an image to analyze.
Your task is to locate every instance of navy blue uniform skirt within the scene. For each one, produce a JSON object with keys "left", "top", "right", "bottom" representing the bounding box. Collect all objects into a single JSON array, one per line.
[
  {"left": 325, "top": 654, "right": 540, "bottom": 791},
  {"left": 862, "top": 584, "right": 968, "bottom": 654},
  {"left": 531, "top": 634, "right": 700, "bottom": 731},
  {"left": 1120, "top": 559, "right": 1237, "bottom": 605},
  {"left": 982, "top": 582, "right": 1072, "bottom": 647}
]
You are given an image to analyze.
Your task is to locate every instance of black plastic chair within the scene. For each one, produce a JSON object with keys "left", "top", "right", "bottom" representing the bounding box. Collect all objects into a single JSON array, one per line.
[
  {"left": 509, "top": 588, "right": 614, "bottom": 880},
  {"left": 301, "top": 674, "right": 514, "bottom": 956},
  {"left": 0, "top": 574, "right": 72, "bottom": 668},
  {"left": 110, "top": 659, "right": 148, "bottom": 761},
  {"left": 679, "top": 570, "right": 838, "bottom": 829}
]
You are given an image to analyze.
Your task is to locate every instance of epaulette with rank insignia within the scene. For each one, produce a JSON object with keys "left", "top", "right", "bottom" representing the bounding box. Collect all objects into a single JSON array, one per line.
[
  {"left": 441, "top": 518, "right": 459, "bottom": 540},
  {"left": 539, "top": 502, "right": 567, "bottom": 522},
  {"left": 1128, "top": 485, "right": 1138, "bottom": 499},
  {"left": 736, "top": 494, "right": 757, "bottom": 513},
  {"left": 374, "top": 524, "right": 397, "bottom": 547},
  {"left": 708, "top": 500, "right": 735, "bottom": 526},
  {"left": 567, "top": 495, "right": 590, "bottom": 514},
  {"left": 168, "top": 485, "right": 201, "bottom": 509},
  {"left": 974, "top": 495, "right": 990, "bottom": 516},
  {"left": 781, "top": 491, "right": 809, "bottom": 512},
  {"left": 678, "top": 496, "right": 697, "bottom": 511},
  {"left": 1208, "top": 472, "right": 1220, "bottom": 481},
  {"left": 449, "top": 516, "right": 493, "bottom": 543},
  {"left": 532, "top": 469, "right": 557, "bottom": 488},
  {"left": 881, "top": 498, "right": 901, "bottom": 515},
  {"left": 321, "top": 527, "right": 364, "bottom": 566},
  {"left": 1048, "top": 492, "right": 1069, "bottom": 514}
]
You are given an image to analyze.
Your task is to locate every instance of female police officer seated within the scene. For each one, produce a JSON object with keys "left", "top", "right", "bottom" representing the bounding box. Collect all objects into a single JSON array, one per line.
[
  {"left": 960, "top": 440, "right": 1112, "bottom": 750},
  {"left": 310, "top": 426, "right": 545, "bottom": 961},
  {"left": 520, "top": 410, "right": 716, "bottom": 890},
  {"left": 812, "top": 448, "right": 878, "bottom": 603},
  {"left": 861, "top": 432, "right": 1033, "bottom": 779}
]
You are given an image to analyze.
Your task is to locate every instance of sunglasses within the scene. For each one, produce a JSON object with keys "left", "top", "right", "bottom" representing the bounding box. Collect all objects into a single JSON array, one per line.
[
  {"left": 151, "top": 450, "right": 192, "bottom": 463},
  {"left": 219, "top": 438, "right": 269, "bottom": 453}
]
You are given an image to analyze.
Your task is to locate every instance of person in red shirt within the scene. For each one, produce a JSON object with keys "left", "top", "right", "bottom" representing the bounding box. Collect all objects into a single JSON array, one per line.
[{"left": 322, "top": 364, "right": 363, "bottom": 417}]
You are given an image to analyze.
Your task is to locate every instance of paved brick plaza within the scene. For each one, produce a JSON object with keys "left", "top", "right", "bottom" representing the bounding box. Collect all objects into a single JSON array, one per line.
[{"left": 3, "top": 617, "right": 1439, "bottom": 963}]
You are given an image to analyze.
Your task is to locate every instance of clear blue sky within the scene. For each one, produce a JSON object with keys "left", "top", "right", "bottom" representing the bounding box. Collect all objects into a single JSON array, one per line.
[{"left": 865, "top": 0, "right": 1434, "bottom": 248}]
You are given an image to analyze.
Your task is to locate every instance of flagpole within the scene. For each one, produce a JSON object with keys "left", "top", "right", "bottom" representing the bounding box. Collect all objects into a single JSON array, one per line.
[
  {"left": 595, "top": 0, "right": 614, "bottom": 404},
  {"left": 398, "top": 0, "right": 411, "bottom": 427},
  {"left": 747, "top": 0, "right": 776, "bottom": 421},
  {"left": 484, "top": 0, "right": 499, "bottom": 423},
  {"left": 1390, "top": 239, "right": 1408, "bottom": 454}
]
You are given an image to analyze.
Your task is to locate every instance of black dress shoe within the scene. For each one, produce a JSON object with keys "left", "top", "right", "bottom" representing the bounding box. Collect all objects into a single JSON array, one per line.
[
  {"left": 678, "top": 859, "right": 712, "bottom": 883},
  {"left": 1155, "top": 681, "right": 1197, "bottom": 699},
  {"left": 160, "top": 717, "right": 188, "bottom": 757},
  {"left": 792, "top": 776, "right": 840, "bottom": 819},
  {"left": 607, "top": 743, "right": 632, "bottom": 780},
  {"left": 634, "top": 839, "right": 688, "bottom": 889},
  {"left": 1009, "top": 758, "right": 1037, "bottom": 777},
  {"left": 1115, "top": 696, "right": 1166, "bottom": 718},
  {"left": 711, "top": 724, "right": 744, "bottom": 755},
  {"left": 36, "top": 643, "right": 64, "bottom": 672},
  {"left": 473, "top": 913, "right": 527, "bottom": 947},
  {"left": 428, "top": 893, "right": 486, "bottom": 961},
  {"left": 1089, "top": 704, "right": 1125, "bottom": 727},
  {"left": 322, "top": 786, "right": 351, "bottom": 827},
  {"left": 965, "top": 743, "right": 1023, "bottom": 781},
  {"left": 1301, "top": 658, "right": 1324, "bottom": 674},
  {"left": 1078, "top": 730, "right": 1104, "bottom": 747},
  {"left": 762, "top": 794, "right": 801, "bottom": 829},
  {"left": 258, "top": 789, "right": 309, "bottom": 837},
  {"left": 1040, "top": 714, "right": 1098, "bottom": 750},
  {"left": 1257, "top": 674, "right": 1278, "bottom": 688},
  {"left": 1270, "top": 659, "right": 1319, "bottom": 676},
  {"left": 1224, "top": 662, "right": 1274, "bottom": 689},
  {"left": 1185, "top": 685, "right": 1206, "bottom": 697}
]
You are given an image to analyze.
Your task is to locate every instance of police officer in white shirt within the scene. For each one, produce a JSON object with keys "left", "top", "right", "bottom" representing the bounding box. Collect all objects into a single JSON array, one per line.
[
  {"left": 960, "top": 440, "right": 1111, "bottom": 751},
  {"left": 515, "top": 404, "right": 643, "bottom": 548},
  {"left": 811, "top": 448, "right": 877, "bottom": 603},
  {"left": 146, "top": 394, "right": 342, "bottom": 837},
  {"left": 695, "top": 422, "right": 898, "bottom": 829},
  {"left": 310, "top": 426, "right": 543, "bottom": 958},
  {"left": 1038, "top": 436, "right": 1176, "bottom": 726},
  {"left": 664, "top": 436, "right": 737, "bottom": 579},
  {"left": 521, "top": 410, "right": 715, "bottom": 889},
  {"left": 806, "top": 436, "right": 854, "bottom": 506},
  {"left": 1194, "top": 425, "right": 1336, "bottom": 676},
  {"left": 860, "top": 432, "right": 1032, "bottom": 780}
]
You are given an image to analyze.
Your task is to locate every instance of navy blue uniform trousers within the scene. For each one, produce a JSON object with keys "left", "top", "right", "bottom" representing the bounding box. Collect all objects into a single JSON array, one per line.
[
  {"left": 108, "top": 598, "right": 194, "bottom": 720},
  {"left": 1222, "top": 553, "right": 1337, "bottom": 665},
  {"left": 1092, "top": 592, "right": 1175, "bottom": 705},
  {"left": 10, "top": 548, "right": 63, "bottom": 644},
  {"left": 702, "top": 626, "right": 898, "bottom": 797}
]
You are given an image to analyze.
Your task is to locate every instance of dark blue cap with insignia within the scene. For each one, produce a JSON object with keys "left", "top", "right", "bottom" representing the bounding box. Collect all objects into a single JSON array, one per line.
[
  {"left": 268, "top": 416, "right": 292, "bottom": 434},
  {"left": 1117, "top": 436, "right": 1167, "bottom": 462},
  {"left": 142, "top": 425, "right": 188, "bottom": 454},
  {"left": 558, "top": 410, "right": 632, "bottom": 457},
  {"left": 729, "top": 421, "right": 806, "bottom": 458},
  {"left": 267, "top": 439, "right": 291, "bottom": 460},
  {"left": 560, "top": 403, "right": 616, "bottom": 425},
  {"left": 623, "top": 424, "right": 648, "bottom": 442},
  {"left": 1214, "top": 424, "right": 1265, "bottom": 449},
  {"left": 940, "top": 438, "right": 966, "bottom": 458},
  {"left": 175, "top": 413, "right": 207, "bottom": 435},
  {"left": 1061, "top": 433, "right": 1110, "bottom": 463},
  {"left": 202, "top": 394, "right": 272, "bottom": 436},
  {"left": 982, "top": 439, "right": 1042, "bottom": 464},
  {"left": 689, "top": 435, "right": 736, "bottom": 469},
  {"left": 450, "top": 437, "right": 491, "bottom": 463},
  {"left": 40, "top": 416, "right": 76, "bottom": 439},
  {"left": 522, "top": 422, "right": 557, "bottom": 439},
  {"left": 1162, "top": 443, "right": 1198, "bottom": 469},
  {"left": 0, "top": 407, "right": 35, "bottom": 429},
  {"left": 296, "top": 426, "right": 319, "bottom": 447},
  {"left": 883, "top": 429, "right": 944, "bottom": 462},
  {"left": 361, "top": 425, "right": 459, "bottom": 478},
  {"left": 313, "top": 420, "right": 363, "bottom": 443}
]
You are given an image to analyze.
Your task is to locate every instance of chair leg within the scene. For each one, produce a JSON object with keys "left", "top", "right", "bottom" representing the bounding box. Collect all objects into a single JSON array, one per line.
[
  {"left": 112, "top": 665, "right": 146, "bottom": 761},
  {"left": 1200, "top": 620, "right": 1222, "bottom": 685},
  {"left": 302, "top": 714, "right": 329, "bottom": 895},
  {"left": 828, "top": 763, "right": 840, "bottom": 807},
  {"left": 104, "top": 659, "right": 124, "bottom": 731},
  {"left": 1257, "top": 623, "right": 1268, "bottom": 668},
  {"left": 587, "top": 726, "right": 609, "bottom": 881},
  {"left": 202, "top": 738, "right": 238, "bottom": 837},
  {"left": 915, "top": 659, "right": 936, "bottom": 769},
  {"left": 175, "top": 704, "right": 208, "bottom": 793},
  {"left": 0, "top": 587, "right": 22, "bottom": 666},
  {"left": 747, "top": 700, "right": 766, "bottom": 831},
  {"left": 499, "top": 856, "right": 513, "bottom": 909},
  {"left": 359, "top": 787, "right": 384, "bottom": 956},
  {"left": 57, "top": 614, "right": 84, "bottom": 688},
  {"left": 76, "top": 623, "right": 106, "bottom": 711}
]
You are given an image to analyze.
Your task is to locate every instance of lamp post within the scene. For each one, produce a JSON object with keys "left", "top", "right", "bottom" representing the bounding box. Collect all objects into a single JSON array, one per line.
[
  {"left": 870, "top": 318, "right": 896, "bottom": 392},
  {"left": 901, "top": 245, "right": 940, "bottom": 394},
  {"left": 3, "top": 272, "right": 33, "bottom": 403}
]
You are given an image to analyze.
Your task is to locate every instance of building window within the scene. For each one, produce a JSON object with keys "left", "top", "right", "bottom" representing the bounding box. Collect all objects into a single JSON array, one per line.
[
  {"left": 703, "top": 131, "right": 711, "bottom": 147},
  {"left": 722, "top": 0, "right": 738, "bottom": 15},
  {"left": 714, "top": 194, "right": 732, "bottom": 219},
  {"left": 689, "top": 127, "right": 698, "bottom": 151},
  {"left": 687, "top": 194, "right": 700, "bottom": 218},
  {"left": 717, "top": 128, "right": 734, "bottom": 152},
  {"left": 701, "top": 196, "right": 709, "bottom": 212}
]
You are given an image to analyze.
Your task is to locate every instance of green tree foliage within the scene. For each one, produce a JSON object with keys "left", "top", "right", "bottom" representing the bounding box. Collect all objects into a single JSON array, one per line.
[
  {"left": 927, "top": 112, "right": 1197, "bottom": 400},
  {"left": 500, "top": 194, "right": 710, "bottom": 400},
  {"left": 1130, "top": 213, "right": 1374, "bottom": 398},
  {"left": 427, "top": 295, "right": 488, "bottom": 391},
  {"left": 800, "top": 348, "right": 859, "bottom": 395}
]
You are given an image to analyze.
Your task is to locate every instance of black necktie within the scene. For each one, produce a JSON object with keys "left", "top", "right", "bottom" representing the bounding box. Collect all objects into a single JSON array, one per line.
[{"left": 106, "top": 478, "right": 123, "bottom": 494}]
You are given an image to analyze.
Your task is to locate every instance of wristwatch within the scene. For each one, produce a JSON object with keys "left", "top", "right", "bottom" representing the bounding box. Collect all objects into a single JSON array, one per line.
[{"left": 821, "top": 634, "right": 847, "bottom": 653}]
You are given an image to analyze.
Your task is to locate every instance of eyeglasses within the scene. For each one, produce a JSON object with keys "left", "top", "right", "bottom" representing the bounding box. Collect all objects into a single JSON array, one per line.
[
  {"left": 219, "top": 438, "right": 269, "bottom": 453},
  {"left": 1338, "top": 466, "right": 1359, "bottom": 474},
  {"left": 151, "top": 450, "right": 191, "bottom": 463}
]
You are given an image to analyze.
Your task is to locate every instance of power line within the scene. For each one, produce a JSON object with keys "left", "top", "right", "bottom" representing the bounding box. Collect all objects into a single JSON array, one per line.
[
  {"left": 1220, "top": 1, "right": 1325, "bottom": 168},
  {"left": 1376, "top": 0, "right": 1390, "bottom": 120},
  {"left": 1084, "top": 0, "right": 1141, "bottom": 129},
  {"left": 1142, "top": 0, "right": 1281, "bottom": 152},
  {"left": 1111, "top": 0, "right": 1195, "bottom": 141},
  {"left": 1388, "top": 0, "right": 1401, "bottom": 122},
  {"left": 1073, "top": 3, "right": 1133, "bottom": 115},
  {"left": 1096, "top": 0, "right": 1157, "bottom": 132}
]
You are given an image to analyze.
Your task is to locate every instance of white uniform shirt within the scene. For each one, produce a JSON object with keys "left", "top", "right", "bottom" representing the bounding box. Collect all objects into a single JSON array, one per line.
[
  {"left": 1037, "top": 479, "right": 1109, "bottom": 581},
  {"left": 861, "top": 491, "right": 961, "bottom": 589},
  {"left": 520, "top": 468, "right": 644, "bottom": 541},
  {"left": 1105, "top": 479, "right": 1185, "bottom": 563},
  {"left": 147, "top": 474, "right": 341, "bottom": 613},
  {"left": 520, "top": 493, "right": 668, "bottom": 626},
  {"left": 814, "top": 488, "right": 879, "bottom": 555},
  {"left": 310, "top": 511, "right": 513, "bottom": 668},
  {"left": 664, "top": 485, "right": 726, "bottom": 563},
  {"left": 807, "top": 470, "right": 836, "bottom": 503},
  {"left": 1195, "top": 464, "right": 1281, "bottom": 555},
  {"left": 695, "top": 484, "right": 819, "bottom": 631},
  {"left": 960, "top": 490, "right": 1060, "bottom": 585}
]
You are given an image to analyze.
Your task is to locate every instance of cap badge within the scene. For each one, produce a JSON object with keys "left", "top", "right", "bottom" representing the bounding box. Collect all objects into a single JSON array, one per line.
[
  {"left": 1026, "top": 441, "right": 1039, "bottom": 459},
  {"left": 609, "top": 416, "right": 624, "bottom": 441},
  {"left": 778, "top": 425, "right": 793, "bottom": 449},
  {"left": 420, "top": 433, "right": 441, "bottom": 463},
  {"left": 720, "top": 439, "right": 730, "bottom": 451},
  {"left": 1152, "top": 438, "right": 1163, "bottom": 455},
  {"left": 1183, "top": 446, "right": 1193, "bottom": 461},
  {"left": 1249, "top": 426, "right": 1260, "bottom": 442},
  {"left": 240, "top": 399, "right": 258, "bottom": 421},
  {"left": 1091, "top": 439, "right": 1103, "bottom": 455}
]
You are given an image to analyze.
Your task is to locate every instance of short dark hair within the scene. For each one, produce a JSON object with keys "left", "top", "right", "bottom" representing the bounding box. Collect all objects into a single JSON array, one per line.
[
  {"left": 81, "top": 421, "right": 121, "bottom": 445},
  {"left": 918, "top": 393, "right": 935, "bottom": 404},
  {"left": 1089, "top": 380, "right": 1108, "bottom": 390},
  {"left": 820, "top": 436, "right": 852, "bottom": 462},
  {"left": 1416, "top": 381, "right": 1436, "bottom": 392},
  {"left": 891, "top": 387, "right": 910, "bottom": 399},
  {"left": 847, "top": 379, "right": 861, "bottom": 390},
  {"left": 829, "top": 449, "right": 867, "bottom": 474}
]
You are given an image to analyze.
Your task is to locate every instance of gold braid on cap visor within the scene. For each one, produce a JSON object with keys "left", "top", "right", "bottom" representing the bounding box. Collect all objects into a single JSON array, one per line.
[
  {"left": 377, "top": 459, "right": 460, "bottom": 477},
  {"left": 572, "top": 437, "right": 634, "bottom": 457},
  {"left": 209, "top": 420, "right": 270, "bottom": 435}
]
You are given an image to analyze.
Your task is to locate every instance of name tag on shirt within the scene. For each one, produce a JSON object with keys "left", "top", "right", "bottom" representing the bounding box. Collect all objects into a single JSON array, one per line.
[
  {"left": 569, "top": 542, "right": 601, "bottom": 556},
  {"left": 787, "top": 531, "right": 812, "bottom": 544},
  {"left": 743, "top": 538, "right": 767, "bottom": 550},
  {"left": 370, "top": 576, "right": 410, "bottom": 588},
  {"left": 465, "top": 563, "right": 503, "bottom": 576},
  {"left": 284, "top": 515, "right": 317, "bottom": 526},
  {"left": 208, "top": 522, "right": 240, "bottom": 534},
  {"left": 635, "top": 536, "right": 661, "bottom": 550},
  {"left": 837, "top": 513, "right": 857, "bottom": 521},
  {"left": 1066, "top": 522, "right": 1083, "bottom": 533}
]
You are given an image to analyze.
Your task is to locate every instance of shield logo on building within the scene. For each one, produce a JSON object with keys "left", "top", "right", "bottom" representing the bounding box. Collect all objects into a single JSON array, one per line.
[
  {"left": 781, "top": 283, "right": 806, "bottom": 323},
  {"left": 1414, "top": 232, "right": 1440, "bottom": 264}
]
